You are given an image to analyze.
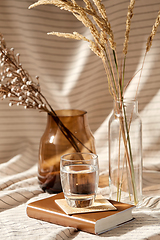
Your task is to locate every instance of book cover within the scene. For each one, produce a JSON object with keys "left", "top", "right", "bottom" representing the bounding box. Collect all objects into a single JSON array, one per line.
[{"left": 26, "top": 192, "right": 135, "bottom": 235}]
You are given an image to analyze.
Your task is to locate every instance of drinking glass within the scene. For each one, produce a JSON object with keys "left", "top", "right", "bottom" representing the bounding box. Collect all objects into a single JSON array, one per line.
[{"left": 60, "top": 152, "right": 99, "bottom": 208}]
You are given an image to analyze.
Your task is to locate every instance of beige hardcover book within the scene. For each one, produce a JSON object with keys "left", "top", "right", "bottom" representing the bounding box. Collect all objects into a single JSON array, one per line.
[{"left": 26, "top": 192, "right": 135, "bottom": 235}]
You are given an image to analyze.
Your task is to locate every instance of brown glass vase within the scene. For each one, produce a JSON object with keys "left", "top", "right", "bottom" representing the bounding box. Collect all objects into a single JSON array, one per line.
[{"left": 38, "top": 109, "right": 96, "bottom": 193}]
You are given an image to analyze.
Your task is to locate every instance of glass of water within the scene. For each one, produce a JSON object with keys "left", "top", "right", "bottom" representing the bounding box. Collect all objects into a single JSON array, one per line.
[{"left": 60, "top": 152, "right": 99, "bottom": 208}]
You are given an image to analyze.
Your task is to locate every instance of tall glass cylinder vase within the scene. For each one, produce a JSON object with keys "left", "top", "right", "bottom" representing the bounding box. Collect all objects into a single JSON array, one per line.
[
  {"left": 38, "top": 109, "right": 96, "bottom": 194},
  {"left": 108, "top": 99, "right": 142, "bottom": 206}
]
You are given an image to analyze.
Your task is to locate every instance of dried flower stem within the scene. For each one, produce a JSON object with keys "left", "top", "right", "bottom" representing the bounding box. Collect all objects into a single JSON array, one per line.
[
  {"left": 146, "top": 10, "right": 160, "bottom": 52},
  {"left": 123, "top": 0, "right": 135, "bottom": 55},
  {"left": 0, "top": 33, "right": 92, "bottom": 154},
  {"left": 121, "top": 0, "right": 135, "bottom": 98}
]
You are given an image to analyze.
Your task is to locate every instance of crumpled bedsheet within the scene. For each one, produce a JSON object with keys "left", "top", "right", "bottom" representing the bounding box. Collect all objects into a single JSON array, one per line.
[{"left": 0, "top": 156, "right": 160, "bottom": 240}]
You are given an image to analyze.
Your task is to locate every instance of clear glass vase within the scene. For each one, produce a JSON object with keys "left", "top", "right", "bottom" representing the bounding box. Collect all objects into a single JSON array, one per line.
[
  {"left": 38, "top": 109, "right": 96, "bottom": 194},
  {"left": 108, "top": 99, "right": 142, "bottom": 206}
]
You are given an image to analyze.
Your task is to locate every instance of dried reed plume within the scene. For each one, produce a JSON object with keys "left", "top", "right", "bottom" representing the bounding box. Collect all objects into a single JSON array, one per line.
[
  {"left": 146, "top": 10, "right": 160, "bottom": 52},
  {"left": 29, "top": 0, "right": 160, "bottom": 100},
  {"left": 123, "top": 0, "right": 135, "bottom": 55},
  {"left": 28, "top": 0, "right": 134, "bottom": 101}
]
